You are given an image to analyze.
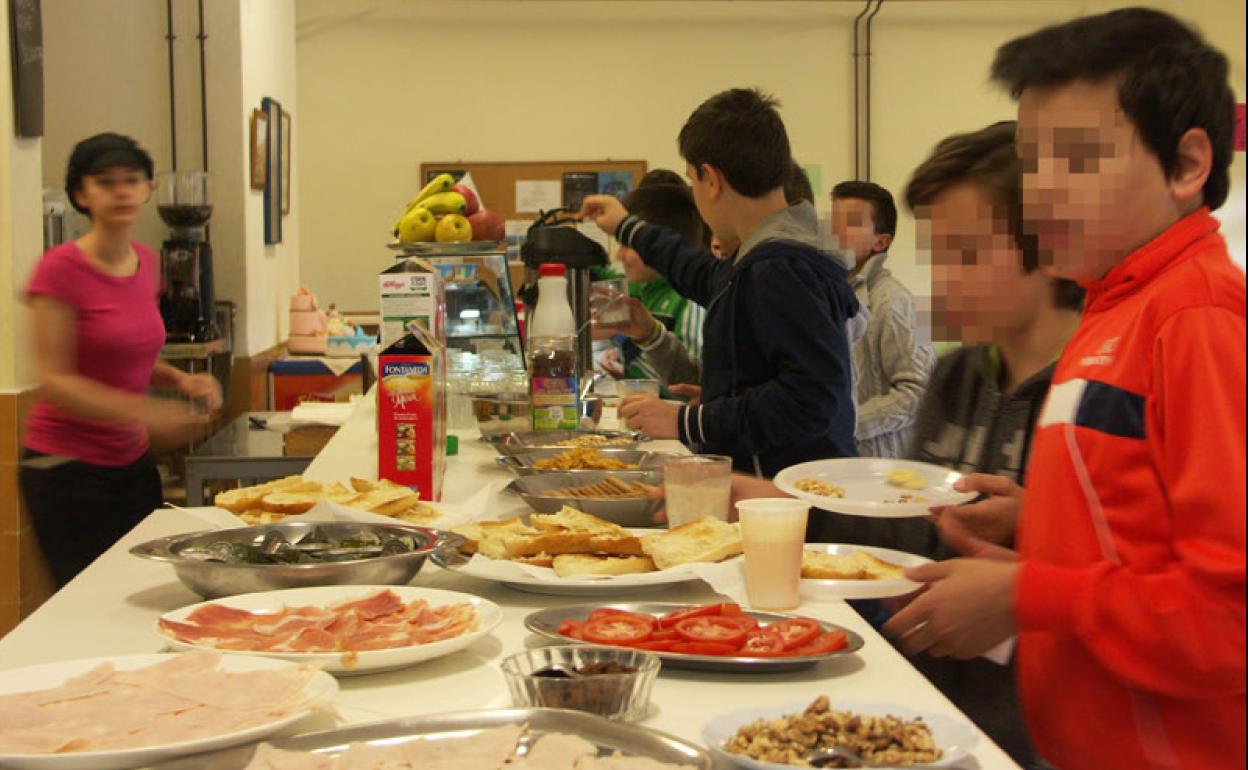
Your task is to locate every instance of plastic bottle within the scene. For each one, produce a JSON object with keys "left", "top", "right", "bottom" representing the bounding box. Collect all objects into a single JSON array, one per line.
[{"left": 528, "top": 264, "right": 580, "bottom": 431}]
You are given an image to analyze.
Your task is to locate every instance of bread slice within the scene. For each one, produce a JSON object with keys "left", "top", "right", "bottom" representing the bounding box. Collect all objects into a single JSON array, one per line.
[
  {"left": 530, "top": 507, "right": 626, "bottom": 536},
  {"left": 640, "top": 518, "right": 742, "bottom": 570},
  {"left": 452, "top": 517, "right": 537, "bottom": 556},
  {"left": 801, "top": 549, "right": 906, "bottom": 580},
  {"left": 552, "top": 554, "right": 656, "bottom": 577},
  {"left": 513, "top": 552, "right": 556, "bottom": 568},
  {"left": 504, "top": 531, "right": 643, "bottom": 558},
  {"left": 391, "top": 503, "right": 440, "bottom": 525},
  {"left": 349, "top": 477, "right": 379, "bottom": 493},
  {"left": 259, "top": 491, "right": 321, "bottom": 515}
]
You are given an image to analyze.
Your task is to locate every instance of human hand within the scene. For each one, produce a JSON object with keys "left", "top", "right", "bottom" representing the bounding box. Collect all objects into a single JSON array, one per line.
[
  {"left": 929, "top": 473, "right": 1024, "bottom": 548},
  {"left": 592, "top": 297, "right": 656, "bottom": 342},
  {"left": 667, "top": 383, "right": 702, "bottom": 405},
  {"left": 618, "top": 394, "right": 679, "bottom": 439},
  {"left": 883, "top": 556, "right": 1020, "bottom": 659},
  {"left": 576, "top": 195, "right": 630, "bottom": 236},
  {"left": 179, "top": 372, "right": 223, "bottom": 412},
  {"left": 598, "top": 348, "right": 625, "bottom": 378}
]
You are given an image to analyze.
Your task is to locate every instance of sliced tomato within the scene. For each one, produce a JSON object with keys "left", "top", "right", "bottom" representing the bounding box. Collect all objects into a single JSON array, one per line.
[
  {"left": 772, "top": 618, "right": 821, "bottom": 650},
  {"left": 582, "top": 615, "right": 653, "bottom": 645},
  {"left": 788, "top": 630, "right": 848, "bottom": 657},
  {"left": 739, "top": 628, "right": 786, "bottom": 655},
  {"left": 587, "top": 608, "right": 655, "bottom": 629},
  {"left": 720, "top": 614, "right": 759, "bottom": 632},
  {"left": 674, "top": 616, "right": 748, "bottom": 647},
  {"left": 556, "top": 619, "right": 585, "bottom": 640},
  {"left": 670, "top": 641, "right": 739, "bottom": 656},
  {"left": 632, "top": 640, "right": 679, "bottom": 652},
  {"left": 719, "top": 602, "right": 745, "bottom": 616},
  {"left": 649, "top": 628, "right": 681, "bottom": 642},
  {"left": 657, "top": 604, "right": 720, "bottom": 629}
]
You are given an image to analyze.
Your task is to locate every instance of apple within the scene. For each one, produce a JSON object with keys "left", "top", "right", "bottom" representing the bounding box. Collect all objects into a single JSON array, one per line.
[
  {"left": 451, "top": 184, "right": 480, "bottom": 216},
  {"left": 468, "top": 209, "right": 505, "bottom": 242},
  {"left": 435, "top": 213, "right": 473, "bottom": 243},
  {"left": 398, "top": 206, "right": 437, "bottom": 243}
]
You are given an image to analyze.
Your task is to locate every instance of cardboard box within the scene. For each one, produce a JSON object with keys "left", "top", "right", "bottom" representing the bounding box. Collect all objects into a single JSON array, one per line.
[{"left": 379, "top": 257, "right": 444, "bottom": 349}]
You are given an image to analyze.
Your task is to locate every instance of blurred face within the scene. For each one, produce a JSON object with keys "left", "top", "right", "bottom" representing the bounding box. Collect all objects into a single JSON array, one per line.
[
  {"left": 73, "top": 166, "right": 152, "bottom": 225},
  {"left": 1017, "top": 79, "right": 1176, "bottom": 281},
  {"left": 831, "top": 197, "right": 891, "bottom": 262},
  {"left": 920, "top": 183, "right": 1049, "bottom": 345},
  {"left": 618, "top": 245, "right": 659, "bottom": 284}
]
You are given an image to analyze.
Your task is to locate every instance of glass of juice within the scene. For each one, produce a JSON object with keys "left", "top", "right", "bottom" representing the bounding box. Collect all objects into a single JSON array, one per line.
[
  {"left": 663, "top": 455, "right": 732, "bottom": 527},
  {"left": 736, "top": 498, "right": 810, "bottom": 611}
]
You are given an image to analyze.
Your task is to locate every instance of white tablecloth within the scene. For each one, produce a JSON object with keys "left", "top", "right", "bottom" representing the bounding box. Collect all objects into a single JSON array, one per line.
[{"left": 0, "top": 396, "right": 1020, "bottom": 769}]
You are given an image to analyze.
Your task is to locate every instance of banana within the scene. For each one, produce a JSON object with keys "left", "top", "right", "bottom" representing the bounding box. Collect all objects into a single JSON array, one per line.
[
  {"left": 410, "top": 173, "right": 455, "bottom": 207},
  {"left": 419, "top": 191, "right": 467, "bottom": 216}
]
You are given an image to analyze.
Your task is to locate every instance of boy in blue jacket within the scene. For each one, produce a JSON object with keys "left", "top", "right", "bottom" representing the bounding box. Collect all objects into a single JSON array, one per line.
[{"left": 579, "top": 88, "right": 859, "bottom": 477}]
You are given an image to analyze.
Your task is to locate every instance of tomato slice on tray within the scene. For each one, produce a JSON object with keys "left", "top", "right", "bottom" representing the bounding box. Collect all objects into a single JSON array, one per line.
[
  {"left": 657, "top": 604, "right": 720, "bottom": 629},
  {"left": 581, "top": 615, "right": 654, "bottom": 645},
  {"left": 674, "top": 616, "right": 748, "bottom": 647},
  {"left": 740, "top": 628, "right": 787, "bottom": 655},
  {"left": 789, "top": 630, "right": 849, "bottom": 656},
  {"left": 772, "top": 618, "right": 822, "bottom": 650},
  {"left": 556, "top": 619, "right": 585, "bottom": 640},
  {"left": 670, "top": 641, "right": 740, "bottom": 656},
  {"left": 633, "top": 640, "right": 679, "bottom": 652},
  {"left": 587, "top": 608, "right": 655, "bottom": 628}
]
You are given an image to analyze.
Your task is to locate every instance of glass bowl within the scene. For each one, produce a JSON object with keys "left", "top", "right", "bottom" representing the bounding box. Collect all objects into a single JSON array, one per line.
[{"left": 500, "top": 645, "right": 659, "bottom": 721}]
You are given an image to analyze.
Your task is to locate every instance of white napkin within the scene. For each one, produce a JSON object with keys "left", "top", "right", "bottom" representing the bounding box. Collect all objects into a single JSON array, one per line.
[
  {"left": 453, "top": 553, "right": 740, "bottom": 586},
  {"left": 290, "top": 401, "right": 358, "bottom": 427}
]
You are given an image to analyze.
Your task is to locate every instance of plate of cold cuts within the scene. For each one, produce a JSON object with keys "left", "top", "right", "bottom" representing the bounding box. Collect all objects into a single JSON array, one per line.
[
  {"left": 155, "top": 586, "right": 502, "bottom": 675},
  {"left": 0, "top": 651, "right": 336, "bottom": 770}
]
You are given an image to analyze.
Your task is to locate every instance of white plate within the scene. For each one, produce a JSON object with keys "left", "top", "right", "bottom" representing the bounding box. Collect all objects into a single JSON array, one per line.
[
  {"left": 0, "top": 653, "right": 336, "bottom": 770},
  {"left": 702, "top": 699, "right": 979, "bottom": 769},
  {"left": 775, "top": 458, "right": 977, "bottom": 517},
  {"left": 157, "top": 585, "right": 502, "bottom": 675},
  {"left": 433, "top": 550, "right": 722, "bottom": 596},
  {"left": 801, "top": 544, "right": 930, "bottom": 600}
]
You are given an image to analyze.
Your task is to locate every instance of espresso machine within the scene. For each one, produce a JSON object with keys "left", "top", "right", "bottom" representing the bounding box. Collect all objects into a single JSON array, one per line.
[
  {"left": 519, "top": 209, "right": 607, "bottom": 385},
  {"left": 157, "top": 171, "right": 218, "bottom": 343}
]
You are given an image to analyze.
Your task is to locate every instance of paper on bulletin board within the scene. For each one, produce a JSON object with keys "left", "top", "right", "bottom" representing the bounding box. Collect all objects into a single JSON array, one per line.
[{"left": 515, "top": 180, "right": 561, "bottom": 213}]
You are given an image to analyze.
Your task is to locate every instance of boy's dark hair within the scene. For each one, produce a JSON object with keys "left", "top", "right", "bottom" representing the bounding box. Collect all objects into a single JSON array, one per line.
[
  {"left": 65, "top": 133, "right": 154, "bottom": 215},
  {"left": 784, "top": 161, "right": 814, "bottom": 205},
  {"left": 831, "top": 180, "right": 898, "bottom": 238},
  {"left": 905, "top": 121, "right": 1085, "bottom": 312},
  {"left": 639, "top": 169, "right": 687, "bottom": 189},
  {"left": 624, "top": 183, "right": 707, "bottom": 250},
  {"left": 677, "top": 88, "right": 790, "bottom": 198},
  {"left": 991, "top": 7, "right": 1234, "bottom": 210}
]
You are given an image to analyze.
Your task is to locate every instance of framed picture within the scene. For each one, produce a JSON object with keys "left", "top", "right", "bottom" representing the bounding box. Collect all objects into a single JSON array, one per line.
[
  {"left": 249, "top": 109, "right": 268, "bottom": 190},
  {"left": 262, "top": 97, "right": 283, "bottom": 245},
  {"left": 280, "top": 110, "right": 292, "bottom": 215},
  {"left": 9, "top": 0, "right": 44, "bottom": 137}
]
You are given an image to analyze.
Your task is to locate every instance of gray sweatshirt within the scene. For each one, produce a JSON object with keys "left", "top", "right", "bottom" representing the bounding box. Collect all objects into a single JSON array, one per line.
[
  {"left": 639, "top": 202, "right": 868, "bottom": 388},
  {"left": 850, "top": 252, "right": 935, "bottom": 458}
]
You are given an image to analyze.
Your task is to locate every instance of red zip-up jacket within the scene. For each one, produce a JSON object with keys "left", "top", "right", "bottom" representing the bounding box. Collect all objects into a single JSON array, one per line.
[{"left": 1014, "top": 208, "right": 1246, "bottom": 770}]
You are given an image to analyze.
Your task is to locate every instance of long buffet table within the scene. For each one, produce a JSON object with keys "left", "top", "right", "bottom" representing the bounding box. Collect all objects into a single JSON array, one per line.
[{"left": 0, "top": 396, "right": 1022, "bottom": 769}]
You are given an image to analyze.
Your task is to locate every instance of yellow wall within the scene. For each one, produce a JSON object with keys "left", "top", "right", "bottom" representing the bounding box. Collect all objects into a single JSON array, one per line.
[{"left": 295, "top": 0, "right": 1245, "bottom": 313}]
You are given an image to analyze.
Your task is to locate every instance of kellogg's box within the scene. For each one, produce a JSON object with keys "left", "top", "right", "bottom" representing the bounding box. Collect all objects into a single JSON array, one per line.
[
  {"left": 377, "top": 261, "right": 446, "bottom": 501},
  {"left": 379, "top": 257, "right": 443, "bottom": 349}
]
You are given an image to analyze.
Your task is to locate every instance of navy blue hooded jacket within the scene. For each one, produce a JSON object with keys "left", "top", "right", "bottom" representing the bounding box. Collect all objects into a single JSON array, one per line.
[{"left": 616, "top": 201, "right": 859, "bottom": 477}]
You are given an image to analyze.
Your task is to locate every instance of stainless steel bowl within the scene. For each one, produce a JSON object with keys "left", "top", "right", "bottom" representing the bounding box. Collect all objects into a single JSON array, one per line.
[
  {"left": 487, "top": 429, "right": 645, "bottom": 456},
  {"left": 496, "top": 448, "right": 676, "bottom": 477},
  {"left": 131, "top": 522, "right": 462, "bottom": 599},
  {"left": 507, "top": 471, "right": 665, "bottom": 527}
]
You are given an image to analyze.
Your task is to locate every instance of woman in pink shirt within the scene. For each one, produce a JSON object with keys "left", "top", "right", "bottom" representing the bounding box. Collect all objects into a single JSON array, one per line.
[{"left": 20, "top": 133, "right": 222, "bottom": 586}]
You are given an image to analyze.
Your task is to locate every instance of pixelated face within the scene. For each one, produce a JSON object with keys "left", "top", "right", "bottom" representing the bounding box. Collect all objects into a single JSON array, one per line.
[
  {"left": 1017, "top": 79, "right": 1173, "bottom": 280},
  {"left": 919, "top": 182, "right": 1049, "bottom": 344},
  {"left": 831, "top": 197, "right": 886, "bottom": 261},
  {"left": 617, "top": 245, "right": 658, "bottom": 284},
  {"left": 75, "top": 166, "right": 152, "bottom": 223}
]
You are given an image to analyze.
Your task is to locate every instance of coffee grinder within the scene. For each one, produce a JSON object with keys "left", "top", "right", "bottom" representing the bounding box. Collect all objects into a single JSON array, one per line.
[
  {"left": 519, "top": 209, "right": 607, "bottom": 384},
  {"left": 157, "top": 171, "right": 218, "bottom": 343}
]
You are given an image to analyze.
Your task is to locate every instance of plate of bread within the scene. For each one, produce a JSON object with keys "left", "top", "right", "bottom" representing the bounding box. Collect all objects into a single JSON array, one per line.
[
  {"left": 800, "top": 544, "right": 930, "bottom": 600},
  {"left": 435, "top": 508, "right": 744, "bottom": 595},
  {"left": 774, "top": 459, "right": 977, "bottom": 517},
  {"left": 213, "top": 476, "right": 440, "bottom": 526}
]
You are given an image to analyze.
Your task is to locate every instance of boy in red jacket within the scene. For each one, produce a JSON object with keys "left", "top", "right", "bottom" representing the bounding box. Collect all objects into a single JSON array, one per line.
[{"left": 884, "top": 8, "right": 1245, "bottom": 770}]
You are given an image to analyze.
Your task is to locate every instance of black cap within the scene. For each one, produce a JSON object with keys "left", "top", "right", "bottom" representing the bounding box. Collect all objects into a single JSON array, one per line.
[{"left": 64, "top": 133, "right": 154, "bottom": 215}]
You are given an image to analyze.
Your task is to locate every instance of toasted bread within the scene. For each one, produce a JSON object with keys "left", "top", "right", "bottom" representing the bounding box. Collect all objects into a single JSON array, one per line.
[
  {"left": 552, "top": 554, "right": 656, "bottom": 577},
  {"left": 513, "top": 552, "right": 556, "bottom": 568},
  {"left": 641, "top": 517, "right": 742, "bottom": 570},
  {"left": 801, "top": 549, "right": 906, "bottom": 580},
  {"left": 259, "top": 491, "right": 322, "bottom": 515},
  {"left": 452, "top": 517, "right": 537, "bottom": 556},
  {"left": 391, "top": 503, "right": 440, "bottom": 525},
  {"left": 503, "top": 532, "right": 643, "bottom": 558},
  {"left": 530, "top": 507, "right": 625, "bottom": 535}
]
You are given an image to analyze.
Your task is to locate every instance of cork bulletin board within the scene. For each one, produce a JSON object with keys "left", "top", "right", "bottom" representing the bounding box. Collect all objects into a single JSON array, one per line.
[{"left": 418, "top": 160, "right": 648, "bottom": 221}]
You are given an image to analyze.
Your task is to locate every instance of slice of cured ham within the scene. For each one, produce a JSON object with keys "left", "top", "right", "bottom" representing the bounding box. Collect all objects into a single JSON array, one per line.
[
  {"left": 0, "top": 651, "right": 319, "bottom": 755},
  {"left": 159, "top": 590, "right": 479, "bottom": 654}
]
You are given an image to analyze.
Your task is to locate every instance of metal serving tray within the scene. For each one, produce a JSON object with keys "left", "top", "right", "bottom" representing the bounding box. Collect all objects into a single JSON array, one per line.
[
  {"left": 506, "top": 471, "right": 665, "bottom": 527},
  {"left": 148, "top": 707, "right": 712, "bottom": 768},
  {"left": 497, "top": 448, "right": 675, "bottom": 477}
]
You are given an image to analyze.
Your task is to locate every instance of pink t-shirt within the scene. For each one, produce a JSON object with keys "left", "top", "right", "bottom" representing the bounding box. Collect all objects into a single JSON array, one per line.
[{"left": 25, "top": 242, "right": 166, "bottom": 466}]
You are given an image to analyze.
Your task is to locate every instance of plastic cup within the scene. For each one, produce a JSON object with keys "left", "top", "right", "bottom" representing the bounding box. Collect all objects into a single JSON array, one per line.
[
  {"left": 591, "top": 278, "right": 630, "bottom": 326},
  {"left": 736, "top": 498, "right": 810, "bottom": 611},
  {"left": 620, "top": 378, "right": 660, "bottom": 397},
  {"left": 663, "top": 455, "right": 732, "bottom": 528}
]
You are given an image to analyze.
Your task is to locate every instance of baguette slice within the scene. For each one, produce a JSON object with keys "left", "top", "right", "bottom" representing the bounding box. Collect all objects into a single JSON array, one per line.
[
  {"left": 801, "top": 549, "right": 906, "bottom": 580},
  {"left": 530, "top": 506, "right": 626, "bottom": 536},
  {"left": 452, "top": 517, "right": 537, "bottom": 556},
  {"left": 259, "top": 491, "right": 322, "bottom": 515},
  {"left": 552, "top": 554, "right": 656, "bottom": 577},
  {"left": 503, "top": 532, "right": 642, "bottom": 558},
  {"left": 513, "top": 552, "right": 556, "bottom": 568},
  {"left": 640, "top": 517, "right": 742, "bottom": 570}
]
